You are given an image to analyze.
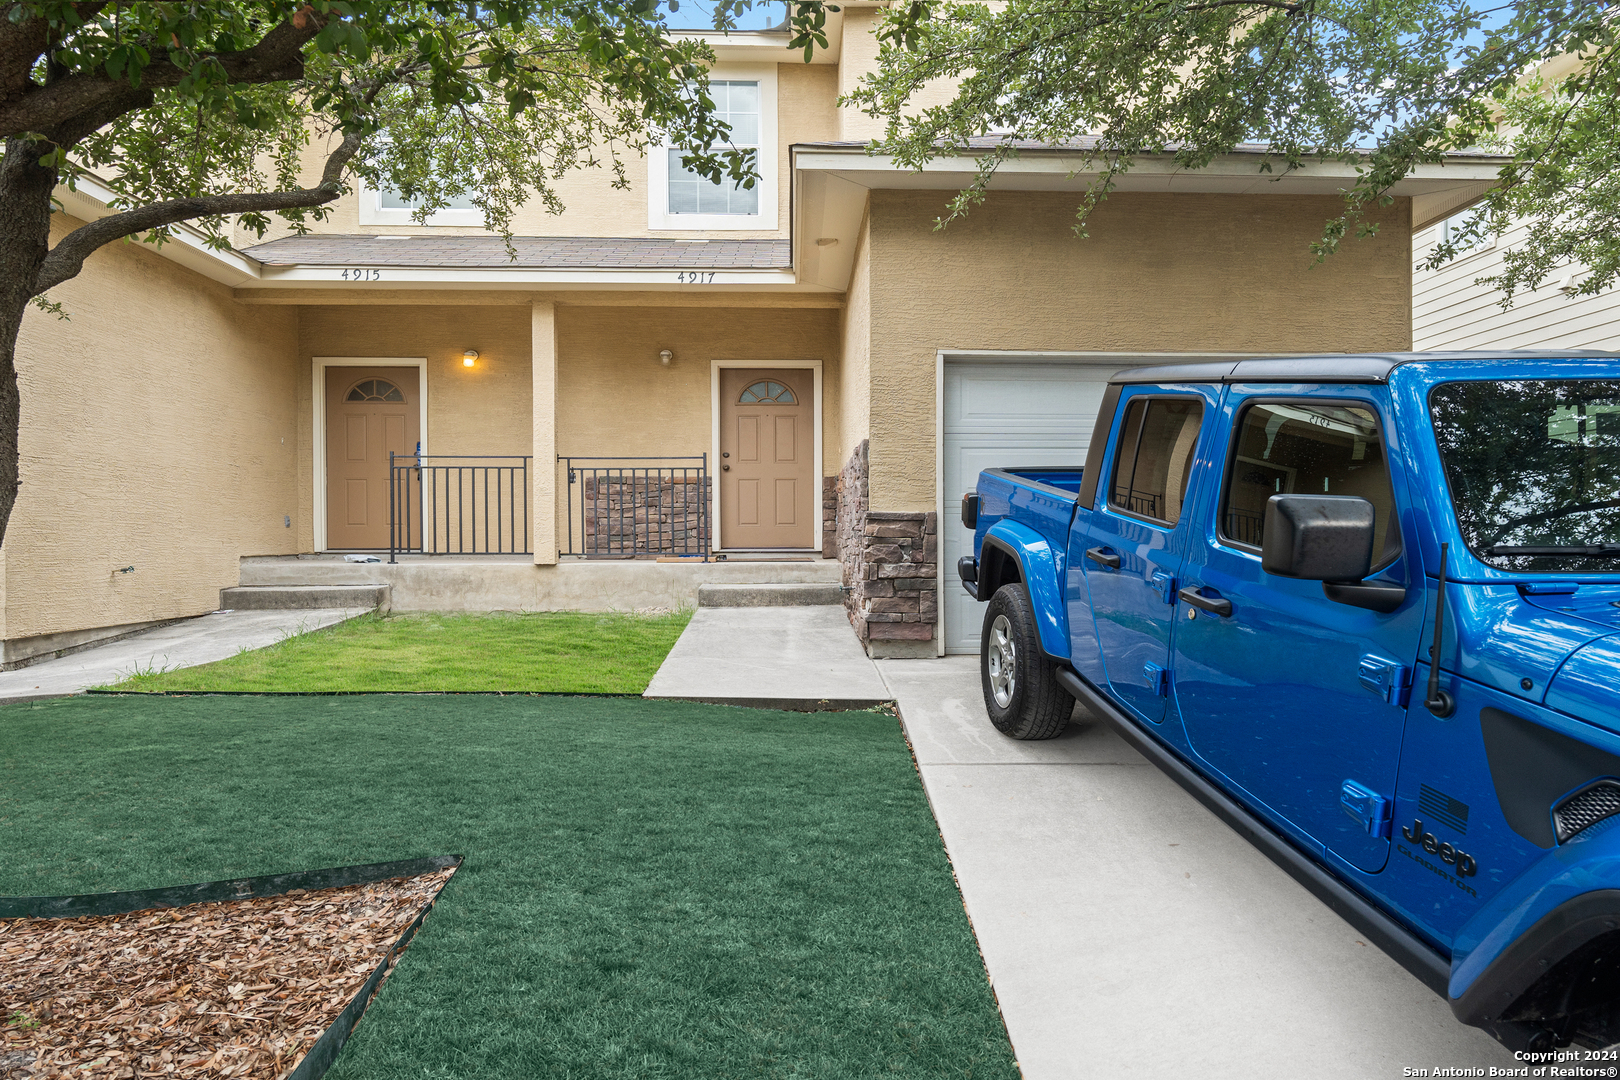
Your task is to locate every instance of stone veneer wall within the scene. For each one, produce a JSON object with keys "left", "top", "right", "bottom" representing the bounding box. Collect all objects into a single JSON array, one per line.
[
  {"left": 832, "top": 440, "right": 939, "bottom": 657},
  {"left": 582, "top": 474, "right": 711, "bottom": 555}
]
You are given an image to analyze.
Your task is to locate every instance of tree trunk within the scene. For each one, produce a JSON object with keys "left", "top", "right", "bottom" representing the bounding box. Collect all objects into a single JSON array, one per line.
[{"left": 0, "top": 137, "right": 59, "bottom": 554}]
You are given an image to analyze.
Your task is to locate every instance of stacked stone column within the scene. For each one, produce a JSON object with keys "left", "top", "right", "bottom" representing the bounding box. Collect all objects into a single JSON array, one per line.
[{"left": 829, "top": 439, "right": 940, "bottom": 658}]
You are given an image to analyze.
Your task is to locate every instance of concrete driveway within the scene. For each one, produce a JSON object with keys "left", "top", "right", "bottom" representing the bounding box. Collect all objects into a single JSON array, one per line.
[{"left": 879, "top": 655, "right": 1520, "bottom": 1080}]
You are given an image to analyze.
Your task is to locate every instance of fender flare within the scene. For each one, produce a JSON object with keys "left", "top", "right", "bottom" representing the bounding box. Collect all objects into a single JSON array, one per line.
[
  {"left": 980, "top": 520, "right": 1069, "bottom": 660},
  {"left": 1449, "top": 823, "right": 1620, "bottom": 1026}
]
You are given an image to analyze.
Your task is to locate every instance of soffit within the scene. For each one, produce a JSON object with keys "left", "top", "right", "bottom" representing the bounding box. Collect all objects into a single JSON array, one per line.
[{"left": 792, "top": 142, "right": 1512, "bottom": 291}]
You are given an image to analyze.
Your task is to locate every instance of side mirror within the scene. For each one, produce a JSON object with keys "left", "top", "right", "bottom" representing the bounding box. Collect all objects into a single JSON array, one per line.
[{"left": 1261, "top": 495, "right": 1375, "bottom": 582}]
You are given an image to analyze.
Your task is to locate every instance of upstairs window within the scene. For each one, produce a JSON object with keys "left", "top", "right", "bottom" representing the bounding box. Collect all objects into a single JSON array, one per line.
[
  {"left": 647, "top": 67, "right": 776, "bottom": 232},
  {"left": 669, "top": 81, "right": 760, "bottom": 217}
]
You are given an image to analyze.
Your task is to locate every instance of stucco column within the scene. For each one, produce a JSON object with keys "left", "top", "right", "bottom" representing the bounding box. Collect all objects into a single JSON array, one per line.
[{"left": 532, "top": 300, "right": 558, "bottom": 565}]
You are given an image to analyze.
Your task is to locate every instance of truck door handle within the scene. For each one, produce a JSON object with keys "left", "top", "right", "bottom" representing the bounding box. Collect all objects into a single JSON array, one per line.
[
  {"left": 1085, "top": 547, "right": 1121, "bottom": 569},
  {"left": 1178, "top": 585, "right": 1232, "bottom": 617}
]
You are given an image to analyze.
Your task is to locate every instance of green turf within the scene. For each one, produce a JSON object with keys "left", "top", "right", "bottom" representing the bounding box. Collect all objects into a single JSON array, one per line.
[
  {"left": 99, "top": 610, "right": 693, "bottom": 694},
  {"left": 0, "top": 695, "right": 1016, "bottom": 1079}
]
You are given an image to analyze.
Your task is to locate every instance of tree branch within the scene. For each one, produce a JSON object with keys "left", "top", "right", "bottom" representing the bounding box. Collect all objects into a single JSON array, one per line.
[
  {"left": 1, "top": 11, "right": 327, "bottom": 144},
  {"left": 33, "top": 130, "right": 363, "bottom": 296}
]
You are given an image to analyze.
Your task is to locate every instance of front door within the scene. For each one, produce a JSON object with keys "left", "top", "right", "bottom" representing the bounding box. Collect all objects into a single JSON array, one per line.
[
  {"left": 1079, "top": 384, "right": 1218, "bottom": 724},
  {"left": 325, "top": 366, "right": 420, "bottom": 550},
  {"left": 719, "top": 368, "right": 815, "bottom": 549},
  {"left": 1171, "top": 388, "right": 1423, "bottom": 873}
]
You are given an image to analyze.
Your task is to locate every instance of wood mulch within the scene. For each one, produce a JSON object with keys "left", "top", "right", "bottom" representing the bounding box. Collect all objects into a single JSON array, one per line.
[{"left": 1, "top": 866, "right": 456, "bottom": 1080}]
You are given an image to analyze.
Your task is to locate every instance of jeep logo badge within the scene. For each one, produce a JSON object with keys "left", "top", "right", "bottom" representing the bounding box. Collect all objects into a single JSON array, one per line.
[{"left": 1401, "top": 819, "right": 1478, "bottom": 877}]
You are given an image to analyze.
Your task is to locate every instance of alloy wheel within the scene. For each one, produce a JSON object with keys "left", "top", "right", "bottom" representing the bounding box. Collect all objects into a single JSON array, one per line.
[{"left": 988, "top": 613, "right": 1016, "bottom": 708}]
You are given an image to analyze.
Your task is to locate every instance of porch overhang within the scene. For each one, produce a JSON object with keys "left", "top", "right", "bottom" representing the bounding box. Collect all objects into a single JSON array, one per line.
[{"left": 791, "top": 141, "right": 1511, "bottom": 291}]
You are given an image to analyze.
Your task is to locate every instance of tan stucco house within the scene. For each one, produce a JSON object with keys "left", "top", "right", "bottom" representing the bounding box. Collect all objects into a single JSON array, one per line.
[{"left": 2, "top": 6, "right": 1502, "bottom": 666}]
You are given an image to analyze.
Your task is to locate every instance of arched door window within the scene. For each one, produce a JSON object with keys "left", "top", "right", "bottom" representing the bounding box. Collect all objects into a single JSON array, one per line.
[
  {"left": 346, "top": 378, "right": 406, "bottom": 403},
  {"left": 737, "top": 379, "right": 796, "bottom": 405}
]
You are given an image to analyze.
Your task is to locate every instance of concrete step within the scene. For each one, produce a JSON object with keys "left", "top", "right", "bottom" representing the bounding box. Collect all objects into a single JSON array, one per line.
[
  {"left": 221, "top": 584, "right": 391, "bottom": 612},
  {"left": 697, "top": 582, "right": 844, "bottom": 608}
]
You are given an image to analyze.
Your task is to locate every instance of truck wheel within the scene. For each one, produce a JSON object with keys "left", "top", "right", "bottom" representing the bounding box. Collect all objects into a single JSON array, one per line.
[{"left": 981, "top": 584, "right": 1073, "bottom": 740}]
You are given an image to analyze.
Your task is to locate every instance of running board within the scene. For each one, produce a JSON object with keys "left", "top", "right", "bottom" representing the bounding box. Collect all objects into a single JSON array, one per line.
[{"left": 1053, "top": 665, "right": 1452, "bottom": 997}]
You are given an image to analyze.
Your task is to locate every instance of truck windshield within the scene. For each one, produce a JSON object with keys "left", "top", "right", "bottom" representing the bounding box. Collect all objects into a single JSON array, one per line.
[{"left": 1430, "top": 379, "right": 1620, "bottom": 573}]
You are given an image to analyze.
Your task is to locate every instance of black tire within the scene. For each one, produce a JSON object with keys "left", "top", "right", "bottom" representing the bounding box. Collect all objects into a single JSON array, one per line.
[{"left": 980, "top": 583, "right": 1074, "bottom": 740}]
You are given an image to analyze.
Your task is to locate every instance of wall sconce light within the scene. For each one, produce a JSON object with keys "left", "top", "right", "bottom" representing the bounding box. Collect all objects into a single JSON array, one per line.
[
  {"left": 659, "top": 349, "right": 673, "bottom": 366},
  {"left": 462, "top": 349, "right": 479, "bottom": 368}
]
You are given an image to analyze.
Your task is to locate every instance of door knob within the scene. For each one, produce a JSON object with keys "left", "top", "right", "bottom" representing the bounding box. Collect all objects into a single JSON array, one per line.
[{"left": 722, "top": 464, "right": 730, "bottom": 471}]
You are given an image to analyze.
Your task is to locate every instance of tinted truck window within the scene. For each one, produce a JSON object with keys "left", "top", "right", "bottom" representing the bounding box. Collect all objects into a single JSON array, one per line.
[
  {"left": 1221, "top": 401, "right": 1398, "bottom": 566},
  {"left": 1109, "top": 398, "right": 1203, "bottom": 525},
  {"left": 1431, "top": 379, "right": 1620, "bottom": 573}
]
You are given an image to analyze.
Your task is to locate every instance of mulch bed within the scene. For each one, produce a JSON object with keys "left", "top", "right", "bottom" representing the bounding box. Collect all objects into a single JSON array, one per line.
[{"left": 1, "top": 866, "right": 456, "bottom": 1079}]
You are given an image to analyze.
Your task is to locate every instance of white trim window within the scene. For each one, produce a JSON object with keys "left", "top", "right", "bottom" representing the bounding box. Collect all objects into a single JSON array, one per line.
[
  {"left": 358, "top": 180, "right": 483, "bottom": 227},
  {"left": 648, "top": 66, "right": 777, "bottom": 231},
  {"left": 1438, "top": 208, "right": 1495, "bottom": 259}
]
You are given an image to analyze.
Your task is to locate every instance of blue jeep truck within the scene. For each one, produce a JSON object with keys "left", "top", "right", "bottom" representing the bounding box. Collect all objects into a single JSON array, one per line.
[{"left": 958, "top": 353, "right": 1620, "bottom": 1053}]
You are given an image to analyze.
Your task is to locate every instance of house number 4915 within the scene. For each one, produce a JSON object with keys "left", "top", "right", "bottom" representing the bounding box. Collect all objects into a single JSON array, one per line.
[
  {"left": 676, "top": 271, "right": 717, "bottom": 284},
  {"left": 340, "top": 268, "right": 382, "bottom": 281}
]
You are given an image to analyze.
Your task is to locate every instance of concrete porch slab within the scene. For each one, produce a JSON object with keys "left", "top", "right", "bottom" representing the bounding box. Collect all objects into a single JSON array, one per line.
[
  {"left": 239, "top": 555, "right": 840, "bottom": 613},
  {"left": 879, "top": 656, "right": 1516, "bottom": 1079},
  {"left": 0, "top": 608, "right": 367, "bottom": 704},
  {"left": 644, "top": 606, "right": 890, "bottom": 711}
]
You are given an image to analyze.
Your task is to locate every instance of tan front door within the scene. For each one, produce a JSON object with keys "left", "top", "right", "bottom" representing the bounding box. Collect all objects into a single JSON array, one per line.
[
  {"left": 719, "top": 367, "right": 815, "bottom": 549},
  {"left": 325, "top": 367, "right": 420, "bottom": 550}
]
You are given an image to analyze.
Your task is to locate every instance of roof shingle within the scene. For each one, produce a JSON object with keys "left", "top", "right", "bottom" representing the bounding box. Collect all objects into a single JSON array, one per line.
[{"left": 241, "top": 235, "right": 791, "bottom": 270}]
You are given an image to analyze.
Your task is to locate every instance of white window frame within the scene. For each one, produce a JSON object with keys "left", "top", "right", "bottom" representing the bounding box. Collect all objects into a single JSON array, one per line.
[
  {"left": 357, "top": 179, "right": 483, "bottom": 228},
  {"left": 1437, "top": 209, "right": 1496, "bottom": 261},
  {"left": 648, "top": 65, "right": 777, "bottom": 232}
]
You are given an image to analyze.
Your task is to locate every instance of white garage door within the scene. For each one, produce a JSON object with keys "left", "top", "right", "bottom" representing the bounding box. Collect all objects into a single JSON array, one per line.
[{"left": 942, "top": 359, "right": 1120, "bottom": 653}]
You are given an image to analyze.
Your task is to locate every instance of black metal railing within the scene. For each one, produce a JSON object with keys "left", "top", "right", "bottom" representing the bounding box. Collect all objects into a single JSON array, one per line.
[
  {"left": 390, "top": 454, "right": 531, "bottom": 562},
  {"left": 559, "top": 456, "right": 711, "bottom": 559},
  {"left": 1113, "top": 489, "right": 1161, "bottom": 518},
  {"left": 1225, "top": 508, "right": 1265, "bottom": 546}
]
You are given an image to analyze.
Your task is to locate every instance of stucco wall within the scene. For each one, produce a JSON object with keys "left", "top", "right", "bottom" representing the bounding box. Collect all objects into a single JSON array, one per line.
[
  {"left": 837, "top": 209, "right": 872, "bottom": 468},
  {"left": 244, "top": 61, "right": 837, "bottom": 248},
  {"left": 4, "top": 215, "right": 300, "bottom": 642},
  {"left": 835, "top": 7, "right": 960, "bottom": 143},
  {"left": 554, "top": 304, "right": 840, "bottom": 456},
  {"left": 294, "top": 305, "right": 535, "bottom": 552},
  {"left": 863, "top": 189, "right": 1414, "bottom": 510}
]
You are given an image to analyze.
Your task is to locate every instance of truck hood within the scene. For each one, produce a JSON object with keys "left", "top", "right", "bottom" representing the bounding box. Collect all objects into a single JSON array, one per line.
[
  {"left": 1455, "top": 585, "right": 1620, "bottom": 705},
  {"left": 1547, "top": 633, "right": 1620, "bottom": 736}
]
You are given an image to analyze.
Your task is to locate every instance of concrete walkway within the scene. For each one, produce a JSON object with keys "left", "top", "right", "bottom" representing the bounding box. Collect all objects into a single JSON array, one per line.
[
  {"left": 644, "top": 606, "right": 890, "bottom": 710},
  {"left": 880, "top": 656, "right": 1518, "bottom": 1080},
  {"left": 0, "top": 609, "right": 367, "bottom": 703}
]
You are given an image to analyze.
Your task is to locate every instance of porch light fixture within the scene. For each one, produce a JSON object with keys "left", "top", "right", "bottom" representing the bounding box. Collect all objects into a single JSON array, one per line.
[
  {"left": 659, "top": 349, "right": 673, "bottom": 366},
  {"left": 462, "top": 349, "right": 479, "bottom": 368}
]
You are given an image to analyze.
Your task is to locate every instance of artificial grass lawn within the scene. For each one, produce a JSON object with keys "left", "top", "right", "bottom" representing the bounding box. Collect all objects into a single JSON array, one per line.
[
  {"left": 102, "top": 610, "right": 692, "bottom": 694},
  {"left": 0, "top": 695, "right": 1017, "bottom": 1079}
]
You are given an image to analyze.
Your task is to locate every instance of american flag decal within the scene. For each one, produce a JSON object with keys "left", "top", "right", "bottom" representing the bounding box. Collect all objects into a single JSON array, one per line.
[{"left": 1419, "top": 784, "right": 1470, "bottom": 835}]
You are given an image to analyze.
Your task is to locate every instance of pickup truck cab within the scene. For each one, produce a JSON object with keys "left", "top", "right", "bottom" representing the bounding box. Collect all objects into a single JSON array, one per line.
[{"left": 959, "top": 353, "right": 1620, "bottom": 1052}]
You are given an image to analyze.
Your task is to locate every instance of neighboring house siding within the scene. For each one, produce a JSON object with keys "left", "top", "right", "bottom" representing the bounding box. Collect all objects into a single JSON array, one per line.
[
  {"left": 863, "top": 189, "right": 1415, "bottom": 512},
  {"left": 6, "top": 214, "right": 300, "bottom": 646},
  {"left": 1413, "top": 218, "right": 1620, "bottom": 350}
]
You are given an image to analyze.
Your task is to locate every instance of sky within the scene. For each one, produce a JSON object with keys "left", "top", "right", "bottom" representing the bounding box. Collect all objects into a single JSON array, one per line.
[{"left": 660, "top": 0, "right": 786, "bottom": 32}]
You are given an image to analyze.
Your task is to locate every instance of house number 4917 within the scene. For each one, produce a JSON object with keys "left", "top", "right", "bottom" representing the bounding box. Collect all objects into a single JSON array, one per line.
[
  {"left": 676, "top": 271, "right": 717, "bottom": 284},
  {"left": 340, "top": 268, "right": 382, "bottom": 281}
]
